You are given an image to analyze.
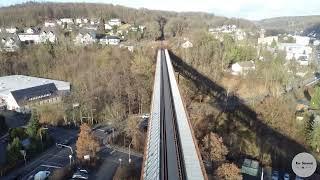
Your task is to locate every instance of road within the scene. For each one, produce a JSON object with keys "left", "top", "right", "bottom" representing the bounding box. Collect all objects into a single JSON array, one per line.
[
  {"left": 92, "top": 146, "right": 143, "bottom": 180},
  {"left": 2, "top": 127, "right": 78, "bottom": 180}
]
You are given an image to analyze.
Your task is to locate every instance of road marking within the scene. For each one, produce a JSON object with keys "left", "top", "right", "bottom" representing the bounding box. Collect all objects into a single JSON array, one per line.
[{"left": 41, "top": 164, "right": 62, "bottom": 169}]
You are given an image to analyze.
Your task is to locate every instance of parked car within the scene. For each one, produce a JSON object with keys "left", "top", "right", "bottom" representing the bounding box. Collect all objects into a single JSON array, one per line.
[
  {"left": 72, "top": 173, "right": 88, "bottom": 180},
  {"left": 34, "top": 171, "right": 50, "bottom": 180},
  {"left": 271, "top": 170, "right": 279, "bottom": 180},
  {"left": 72, "top": 170, "right": 89, "bottom": 180},
  {"left": 77, "top": 168, "right": 88, "bottom": 174},
  {"left": 284, "top": 173, "right": 290, "bottom": 180},
  {"left": 295, "top": 176, "right": 304, "bottom": 180}
]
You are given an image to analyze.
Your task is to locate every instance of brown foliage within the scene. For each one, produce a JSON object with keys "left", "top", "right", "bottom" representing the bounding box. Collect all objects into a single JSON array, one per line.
[
  {"left": 201, "top": 132, "right": 228, "bottom": 162},
  {"left": 214, "top": 163, "right": 242, "bottom": 180},
  {"left": 76, "top": 123, "right": 100, "bottom": 160}
]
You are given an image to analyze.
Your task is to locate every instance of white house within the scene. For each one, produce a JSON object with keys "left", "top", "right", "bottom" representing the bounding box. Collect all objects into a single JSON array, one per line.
[
  {"left": 44, "top": 20, "right": 56, "bottom": 27},
  {"left": 40, "top": 28, "right": 57, "bottom": 43},
  {"left": 24, "top": 27, "right": 36, "bottom": 34},
  {"left": 314, "top": 40, "right": 320, "bottom": 46},
  {"left": 18, "top": 31, "right": 41, "bottom": 44},
  {"left": 99, "top": 35, "right": 120, "bottom": 45},
  {"left": 0, "top": 75, "right": 70, "bottom": 112},
  {"left": 75, "top": 18, "right": 82, "bottom": 24},
  {"left": 258, "top": 36, "right": 278, "bottom": 46},
  {"left": 235, "top": 29, "right": 246, "bottom": 41},
  {"left": 107, "top": 36, "right": 121, "bottom": 45},
  {"left": 181, "top": 40, "right": 193, "bottom": 49},
  {"left": 74, "top": 30, "right": 97, "bottom": 45},
  {"left": 294, "top": 36, "right": 310, "bottom": 46},
  {"left": 278, "top": 43, "right": 312, "bottom": 65},
  {"left": 231, "top": 61, "right": 255, "bottom": 75},
  {"left": 0, "top": 33, "right": 20, "bottom": 52},
  {"left": 83, "top": 25, "right": 98, "bottom": 31},
  {"left": 108, "top": 18, "right": 121, "bottom": 26},
  {"left": 60, "top": 18, "right": 74, "bottom": 24},
  {"left": 104, "top": 24, "right": 113, "bottom": 30},
  {"left": 5, "top": 27, "right": 18, "bottom": 34}
]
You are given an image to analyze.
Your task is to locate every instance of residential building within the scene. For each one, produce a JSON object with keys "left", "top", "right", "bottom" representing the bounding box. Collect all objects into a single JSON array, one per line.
[
  {"left": 0, "top": 75, "right": 70, "bottom": 112},
  {"left": 0, "top": 33, "right": 20, "bottom": 52},
  {"left": 90, "top": 18, "right": 100, "bottom": 25},
  {"left": 83, "top": 25, "right": 98, "bottom": 31},
  {"left": 181, "top": 40, "right": 193, "bottom": 49},
  {"left": 74, "top": 30, "right": 97, "bottom": 45},
  {"left": 279, "top": 43, "right": 312, "bottom": 65},
  {"left": 258, "top": 36, "right": 278, "bottom": 46},
  {"left": 40, "top": 27, "right": 57, "bottom": 43},
  {"left": 24, "top": 27, "right": 37, "bottom": 34},
  {"left": 107, "top": 36, "right": 121, "bottom": 45},
  {"left": 44, "top": 20, "right": 56, "bottom": 27},
  {"left": 108, "top": 18, "right": 121, "bottom": 26},
  {"left": 75, "top": 18, "right": 89, "bottom": 25},
  {"left": 104, "top": 23, "right": 113, "bottom": 30},
  {"left": 99, "top": 35, "right": 120, "bottom": 45},
  {"left": 314, "top": 40, "right": 320, "bottom": 46},
  {"left": 235, "top": 29, "right": 246, "bottom": 41},
  {"left": 18, "top": 32, "right": 41, "bottom": 44},
  {"left": 5, "top": 27, "right": 18, "bottom": 34},
  {"left": 231, "top": 61, "right": 255, "bottom": 75},
  {"left": 60, "top": 18, "right": 74, "bottom": 24},
  {"left": 75, "top": 18, "right": 83, "bottom": 25},
  {"left": 294, "top": 35, "right": 310, "bottom": 46}
]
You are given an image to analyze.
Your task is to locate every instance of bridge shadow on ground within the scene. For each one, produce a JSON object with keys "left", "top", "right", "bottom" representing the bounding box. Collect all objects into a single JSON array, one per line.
[{"left": 168, "top": 50, "right": 319, "bottom": 172}]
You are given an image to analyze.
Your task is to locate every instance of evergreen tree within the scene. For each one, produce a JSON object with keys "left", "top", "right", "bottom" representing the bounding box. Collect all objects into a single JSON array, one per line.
[
  {"left": 6, "top": 137, "right": 22, "bottom": 164},
  {"left": 26, "top": 111, "right": 40, "bottom": 138}
]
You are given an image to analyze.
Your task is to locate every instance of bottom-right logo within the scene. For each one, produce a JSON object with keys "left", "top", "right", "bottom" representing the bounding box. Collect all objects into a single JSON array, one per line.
[{"left": 292, "top": 152, "right": 317, "bottom": 177}]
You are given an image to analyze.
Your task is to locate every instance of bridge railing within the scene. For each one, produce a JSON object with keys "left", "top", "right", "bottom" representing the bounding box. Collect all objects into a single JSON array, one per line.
[
  {"left": 142, "top": 50, "right": 162, "bottom": 180},
  {"left": 164, "top": 49, "right": 206, "bottom": 180}
]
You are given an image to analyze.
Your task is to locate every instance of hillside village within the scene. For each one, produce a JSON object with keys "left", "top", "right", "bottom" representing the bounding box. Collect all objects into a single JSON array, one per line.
[{"left": 0, "top": 17, "right": 145, "bottom": 52}]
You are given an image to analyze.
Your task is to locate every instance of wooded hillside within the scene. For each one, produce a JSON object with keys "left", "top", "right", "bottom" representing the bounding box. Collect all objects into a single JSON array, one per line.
[{"left": 0, "top": 2, "right": 257, "bottom": 33}]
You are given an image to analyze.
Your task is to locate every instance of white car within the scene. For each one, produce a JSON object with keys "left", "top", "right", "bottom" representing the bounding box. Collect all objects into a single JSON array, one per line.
[
  {"left": 34, "top": 171, "right": 50, "bottom": 180},
  {"left": 72, "top": 172, "right": 88, "bottom": 179}
]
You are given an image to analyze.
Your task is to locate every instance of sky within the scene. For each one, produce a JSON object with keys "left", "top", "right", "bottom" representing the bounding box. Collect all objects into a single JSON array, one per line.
[{"left": 0, "top": 0, "right": 320, "bottom": 20}]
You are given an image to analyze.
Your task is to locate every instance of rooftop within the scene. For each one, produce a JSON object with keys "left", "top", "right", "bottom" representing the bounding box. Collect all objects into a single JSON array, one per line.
[{"left": 0, "top": 75, "right": 70, "bottom": 96}]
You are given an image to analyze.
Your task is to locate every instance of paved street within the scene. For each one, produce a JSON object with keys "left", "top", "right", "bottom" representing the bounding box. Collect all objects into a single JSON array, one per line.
[
  {"left": 91, "top": 146, "right": 143, "bottom": 180},
  {"left": 2, "top": 127, "right": 78, "bottom": 180},
  {"left": 1, "top": 126, "right": 143, "bottom": 180}
]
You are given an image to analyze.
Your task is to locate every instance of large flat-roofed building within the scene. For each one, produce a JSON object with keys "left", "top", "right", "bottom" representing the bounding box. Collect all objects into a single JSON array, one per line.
[{"left": 0, "top": 75, "right": 70, "bottom": 112}]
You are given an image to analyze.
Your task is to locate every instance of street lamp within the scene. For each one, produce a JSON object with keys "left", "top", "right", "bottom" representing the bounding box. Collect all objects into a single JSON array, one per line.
[
  {"left": 128, "top": 142, "right": 132, "bottom": 163},
  {"left": 119, "top": 158, "right": 122, "bottom": 167},
  {"left": 69, "top": 155, "right": 73, "bottom": 165},
  {"left": 39, "top": 127, "right": 48, "bottom": 150},
  {"left": 72, "top": 103, "right": 80, "bottom": 126}
]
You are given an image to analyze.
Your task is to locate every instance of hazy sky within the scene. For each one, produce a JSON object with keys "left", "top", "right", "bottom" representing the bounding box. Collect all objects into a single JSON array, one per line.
[{"left": 1, "top": 0, "right": 320, "bottom": 20}]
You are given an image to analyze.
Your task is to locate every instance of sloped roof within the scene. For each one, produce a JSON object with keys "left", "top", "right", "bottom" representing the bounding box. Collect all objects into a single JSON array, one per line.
[
  {"left": 0, "top": 75, "right": 70, "bottom": 96},
  {"left": 11, "top": 83, "right": 58, "bottom": 105}
]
